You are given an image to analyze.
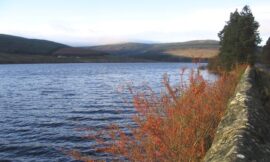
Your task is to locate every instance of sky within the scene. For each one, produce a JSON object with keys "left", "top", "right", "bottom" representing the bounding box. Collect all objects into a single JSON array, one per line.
[{"left": 0, "top": 0, "right": 269, "bottom": 46}]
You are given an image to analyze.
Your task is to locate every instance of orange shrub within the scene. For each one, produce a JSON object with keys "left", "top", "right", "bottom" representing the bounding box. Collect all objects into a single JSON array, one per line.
[{"left": 71, "top": 65, "right": 246, "bottom": 162}]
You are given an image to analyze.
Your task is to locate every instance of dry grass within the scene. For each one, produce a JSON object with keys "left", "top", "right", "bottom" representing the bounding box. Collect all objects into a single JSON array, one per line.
[
  {"left": 164, "top": 48, "right": 219, "bottom": 59},
  {"left": 70, "top": 65, "right": 246, "bottom": 162}
]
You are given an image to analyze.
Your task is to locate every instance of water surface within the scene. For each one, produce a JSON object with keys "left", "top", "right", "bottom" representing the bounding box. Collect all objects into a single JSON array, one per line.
[{"left": 0, "top": 63, "right": 213, "bottom": 161}]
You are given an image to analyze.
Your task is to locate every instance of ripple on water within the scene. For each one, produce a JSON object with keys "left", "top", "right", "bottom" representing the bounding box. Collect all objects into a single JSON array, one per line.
[{"left": 0, "top": 63, "right": 212, "bottom": 161}]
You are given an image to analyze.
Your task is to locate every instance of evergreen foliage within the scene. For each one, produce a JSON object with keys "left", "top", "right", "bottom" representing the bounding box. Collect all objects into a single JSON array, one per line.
[
  {"left": 262, "top": 37, "right": 270, "bottom": 63},
  {"left": 215, "top": 5, "right": 261, "bottom": 70}
]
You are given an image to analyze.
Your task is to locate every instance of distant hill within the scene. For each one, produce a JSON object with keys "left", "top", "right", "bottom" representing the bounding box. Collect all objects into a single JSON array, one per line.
[
  {"left": 88, "top": 40, "right": 220, "bottom": 59},
  {"left": 0, "top": 34, "right": 68, "bottom": 55},
  {"left": 53, "top": 47, "right": 109, "bottom": 57},
  {"left": 88, "top": 43, "right": 152, "bottom": 56},
  {"left": 0, "top": 34, "right": 220, "bottom": 63}
]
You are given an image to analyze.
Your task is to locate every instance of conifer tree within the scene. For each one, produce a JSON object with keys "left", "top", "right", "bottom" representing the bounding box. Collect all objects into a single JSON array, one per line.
[
  {"left": 262, "top": 37, "right": 270, "bottom": 63},
  {"left": 217, "top": 5, "right": 261, "bottom": 69}
]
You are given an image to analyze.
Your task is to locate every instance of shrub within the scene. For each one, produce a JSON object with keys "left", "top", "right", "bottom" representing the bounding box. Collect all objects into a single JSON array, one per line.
[{"left": 71, "top": 65, "right": 246, "bottom": 162}]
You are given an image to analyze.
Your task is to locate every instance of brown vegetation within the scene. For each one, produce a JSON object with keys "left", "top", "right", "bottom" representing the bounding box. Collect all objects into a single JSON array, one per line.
[
  {"left": 164, "top": 48, "right": 219, "bottom": 59},
  {"left": 70, "top": 65, "right": 246, "bottom": 162}
]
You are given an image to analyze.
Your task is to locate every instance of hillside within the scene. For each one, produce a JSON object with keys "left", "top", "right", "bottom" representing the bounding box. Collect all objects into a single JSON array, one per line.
[
  {"left": 88, "top": 43, "right": 153, "bottom": 56},
  {"left": 0, "top": 34, "right": 112, "bottom": 63},
  {"left": 0, "top": 34, "right": 68, "bottom": 55},
  {"left": 88, "top": 40, "right": 220, "bottom": 59},
  {"left": 0, "top": 34, "right": 220, "bottom": 63},
  {"left": 53, "top": 47, "right": 109, "bottom": 57}
]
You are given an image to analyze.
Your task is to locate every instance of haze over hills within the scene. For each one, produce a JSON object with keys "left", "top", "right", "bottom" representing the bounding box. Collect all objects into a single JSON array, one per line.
[{"left": 0, "top": 34, "right": 220, "bottom": 64}]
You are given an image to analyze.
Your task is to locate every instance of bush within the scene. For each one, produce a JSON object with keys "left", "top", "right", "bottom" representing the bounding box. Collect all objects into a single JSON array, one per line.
[{"left": 70, "top": 65, "right": 246, "bottom": 162}]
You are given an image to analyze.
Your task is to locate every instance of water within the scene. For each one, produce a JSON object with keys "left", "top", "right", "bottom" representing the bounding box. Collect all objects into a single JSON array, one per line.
[{"left": 0, "top": 63, "right": 213, "bottom": 162}]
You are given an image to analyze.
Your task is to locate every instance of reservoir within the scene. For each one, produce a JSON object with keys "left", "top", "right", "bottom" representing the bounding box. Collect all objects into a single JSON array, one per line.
[{"left": 0, "top": 63, "right": 213, "bottom": 161}]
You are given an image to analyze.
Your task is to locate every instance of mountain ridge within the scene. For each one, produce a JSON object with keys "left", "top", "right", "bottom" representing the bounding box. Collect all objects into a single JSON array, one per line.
[{"left": 0, "top": 34, "right": 219, "bottom": 63}]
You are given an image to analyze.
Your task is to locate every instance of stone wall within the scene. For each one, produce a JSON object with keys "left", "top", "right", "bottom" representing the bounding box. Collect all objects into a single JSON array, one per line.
[{"left": 204, "top": 66, "right": 270, "bottom": 162}]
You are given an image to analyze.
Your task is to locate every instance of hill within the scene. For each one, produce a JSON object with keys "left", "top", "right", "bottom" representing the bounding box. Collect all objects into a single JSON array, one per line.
[
  {"left": 53, "top": 47, "right": 108, "bottom": 57},
  {"left": 0, "top": 34, "right": 111, "bottom": 63},
  {"left": 0, "top": 34, "right": 68, "bottom": 55},
  {"left": 0, "top": 34, "right": 220, "bottom": 63},
  {"left": 88, "top": 40, "right": 220, "bottom": 60}
]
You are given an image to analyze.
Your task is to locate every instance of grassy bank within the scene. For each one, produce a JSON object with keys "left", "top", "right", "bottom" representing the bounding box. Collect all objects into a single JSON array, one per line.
[{"left": 71, "top": 65, "right": 246, "bottom": 162}]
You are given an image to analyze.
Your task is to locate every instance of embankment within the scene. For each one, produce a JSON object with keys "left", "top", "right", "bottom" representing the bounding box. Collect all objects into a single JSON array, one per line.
[{"left": 204, "top": 65, "right": 270, "bottom": 162}]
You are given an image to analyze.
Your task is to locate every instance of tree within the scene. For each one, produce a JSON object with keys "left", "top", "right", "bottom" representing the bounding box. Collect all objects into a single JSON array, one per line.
[
  {"left": 217, "top": 5, "right": 261, "bottom": 70},
  {"left": 262, "top": 37, "right": 270, "bottom": 63}
]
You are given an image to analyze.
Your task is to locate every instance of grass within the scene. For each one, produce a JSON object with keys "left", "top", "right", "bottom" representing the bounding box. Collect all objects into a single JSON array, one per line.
[
  {"left": 164, "top": 49, "right": 219, "bottom": 59},
  {"left": 70, "top": 65, "right": 246, "bottom": 162}
]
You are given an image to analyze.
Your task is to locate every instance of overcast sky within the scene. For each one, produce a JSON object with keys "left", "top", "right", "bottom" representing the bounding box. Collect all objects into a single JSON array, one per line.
[{"left": 0, "top": 0, "right": 269, "bottom": 46}]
